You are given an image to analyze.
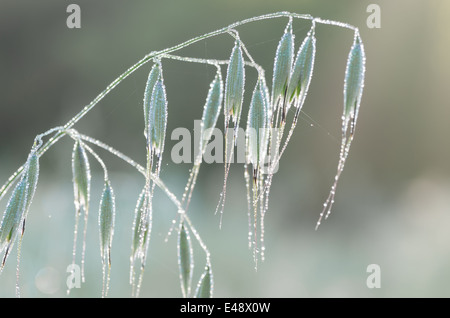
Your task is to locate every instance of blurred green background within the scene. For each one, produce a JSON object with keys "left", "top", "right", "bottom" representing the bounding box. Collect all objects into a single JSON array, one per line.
[{"left": 1, "top": 0, "right": 450, "bottom": 297}]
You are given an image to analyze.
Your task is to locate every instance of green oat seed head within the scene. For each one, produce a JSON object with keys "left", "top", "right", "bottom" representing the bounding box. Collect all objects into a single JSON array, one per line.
[
  {"left": 343, "top": 31, "right": 365, "bottom": 136},
  {"left": 178, "top": 222, "right": 194, "bottom": 298},
  {"left": 98, "top": 179, "right": 115, "bottom": 297},
  {"left": 287, "top": 26, "right": 316, "bottom": 116},
  {"left": 271, "top": 19, "right": 294, "bottom": 115},
  {"left": 200, "top": 68, "right": 223, "bottom": 154},
  {"left": 148, "top": 79, "right": 168, "bottom": 157},
  {"left": 0, "top": 150, "right": 39, "bottom": 267},
  {"left": 143, "top": 63, "right": 161, "bottom": 139},
  {"left": 194, "top": 265, "right": 213, "bottom": 298},
  {"left": 99, "top": 180, "right": 115, "bottom": 266},
  {"left": 224, "top": 40, "right": 245, "bottom": 129},
  {"left": 246, "top": 80, "right": 268, "bottom": 170},
  {"left": 72, "top": 140, "right": 91, "bottom": 215},
  {"left": 131, "top": 187, "right": 148, "bottom": 263}
]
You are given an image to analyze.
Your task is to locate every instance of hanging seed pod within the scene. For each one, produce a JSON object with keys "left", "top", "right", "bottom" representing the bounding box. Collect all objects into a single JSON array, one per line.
[
  {"left": 148, "top": 79, "right": 168, "bottom": 157},
  {"left": 98, "top": 179, "right": 115, "bottom": 297},
  {"left": 343, "top": 31, "right": 365, "bottom": 136},
  {"left": 194, "top": 265, "right": 213, "bottom": 298},
  {"left": 143, "top": 63, "right": 161, "bottom": 139},
  {"left": 130, "top": 188, "right": 147, "bottom": 263},
  {"left": 224, "top": 40, "right": 245, "bottom": 130},
  {"left": 245, "top": 79, "right": 270, "bottom": 268},
  {"left": 271, "top": 19, "right": 294, "bottom": 118},
  {"left": 72, "top": 141, "right": 91, "bottom": 216},
  {"left": 316, "top": 30, "right": 366, "bottom": 230},
  {"left": 129, "top": 185, "right": 152, "bottom": 297},
  {"left": 176, "top": 67, "right": 224, "bottom": 225},
  {"left": 200, "top": 68, "right": 223, "bottom": 154},
  {"left": 0, "top": 150, "right": 39, "bottom": 266},
  {"left": 259, "top": 76, "right": 271, "bottom": 124},
  {"left": 0, "top": 177, "right": 27, "bottom": 267},
  {"left": 178, "top": 222, "right": 194, "bottom": 298},
  {"left": 287, "top": 27, "right": 316, "bottom": 118},
  {"left": 99, "top": 180, "right": 115, "bottom": 265},
  {"left": 216, "top": 40, "right": 245, "bottom": 225},
  {"left": 71, "top": 140, "right": 91, "bottom": 282},
  {"left": 246, "top": 80, "right": 268, "bottom": 171},
  {"left": 24, "top": 152, "right": 39, "bottom": 215}
]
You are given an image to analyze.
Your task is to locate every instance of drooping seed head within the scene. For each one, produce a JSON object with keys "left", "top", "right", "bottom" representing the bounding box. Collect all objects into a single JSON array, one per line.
[
  {"left": 246, "top": 80, "right": 268, "bottom": 169},
  {"left": 178, "top": 222, "right": 194, "bottom": 298},
  {"left": 98, "top": 180, "right": 115, "bottom": 265},
  {"left": 200, "top": 68, "right": 223, "bottom": 153},
  {"left": 130, "top": 187, "right": 148, "bottom": 261},
  {"left": 0, "top": 175, "right": 27, "bottom": 256},
  {"left": 287, "top": 27, "right": 316, "bottom": 114},
  {"left": 72, "top": 141, "right": 91, "bottom": 214},
  {"left": 224, "top": 40, "right": 245, "bottom": 127},
  {"left": 143, "top": 63, "right": 161, "bottom": 139},
  {"left": 194, "top": 265, "right": 213, "bottom": 298},
  {"left": 23, "top": 152, "right": 39, "bottom": 218},
  {"left": 148, "top": 79, "right": 168, "bottom": 157},
  {"left": 259, "top": 76, "right": 271, "bottom": 123},
  {"left": 271, "top": 20, "right": 294, "bottom": 112},
  {"left": 343, "top": 31, "right": 365, "bottom": 135},
  {"left": 0, "top": 150, "right": 39, "bottom": 260}
]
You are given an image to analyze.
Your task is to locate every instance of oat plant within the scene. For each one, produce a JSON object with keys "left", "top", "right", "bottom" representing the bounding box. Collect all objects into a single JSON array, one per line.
[{"left": 0, "top": 12, "right": 366, "bottom": 297}]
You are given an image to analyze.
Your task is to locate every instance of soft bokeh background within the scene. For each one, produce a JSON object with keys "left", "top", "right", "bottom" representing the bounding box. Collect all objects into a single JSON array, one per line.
[{"left": 1, "top": 0, "right": 449, "bottom": 297}]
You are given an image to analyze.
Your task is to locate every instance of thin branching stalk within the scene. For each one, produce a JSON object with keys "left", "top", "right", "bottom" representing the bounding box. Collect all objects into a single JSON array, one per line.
[{"left": 0, "top": 12, "right": 364, "bottom": 297}]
